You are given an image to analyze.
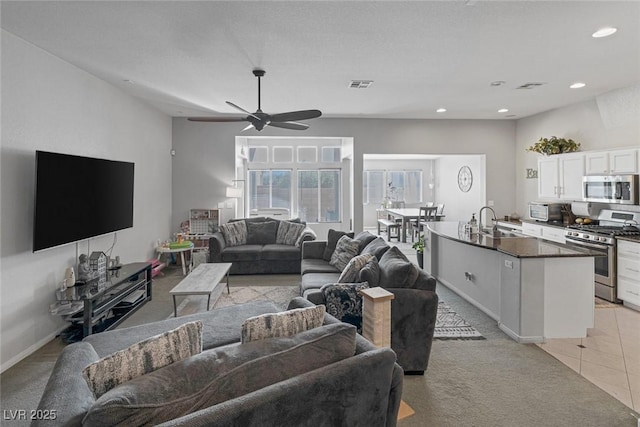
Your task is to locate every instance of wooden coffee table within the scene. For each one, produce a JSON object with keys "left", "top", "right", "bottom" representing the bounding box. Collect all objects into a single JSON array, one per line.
[{"left": 169, "top": 262, "right": 232, "bottom": 317}]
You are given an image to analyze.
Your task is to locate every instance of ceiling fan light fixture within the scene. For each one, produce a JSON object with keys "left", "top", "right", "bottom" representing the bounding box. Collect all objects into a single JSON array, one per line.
[{"left": 592, "top": 27, "right": 617, "bottom": 38}]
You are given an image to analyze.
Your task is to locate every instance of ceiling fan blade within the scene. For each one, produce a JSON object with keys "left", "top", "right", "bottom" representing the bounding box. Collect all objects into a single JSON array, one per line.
[
  {"left": 269, "top": 109, "right": 322, "bottom": 123},
  {"left": 267, "top": 121, "right": 309, "bottom": 131},
  {"left": 187, "top": 116, "right": 247, "bottom": 122}
]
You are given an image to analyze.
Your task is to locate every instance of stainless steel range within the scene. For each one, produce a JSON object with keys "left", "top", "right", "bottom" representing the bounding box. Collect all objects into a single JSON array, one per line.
[{"left": 565, "top": 209, "right": 640, "bottom": 303}]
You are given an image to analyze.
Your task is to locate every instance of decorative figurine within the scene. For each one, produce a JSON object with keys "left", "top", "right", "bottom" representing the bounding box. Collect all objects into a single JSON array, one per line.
[{"left": 77, "top": 254, "right": 92, "bottom": 281}]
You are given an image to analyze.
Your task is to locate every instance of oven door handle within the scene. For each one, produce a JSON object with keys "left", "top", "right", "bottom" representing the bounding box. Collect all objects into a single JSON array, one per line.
[{"left": 566, "top": 239, "right": 610, "bottom": 250}]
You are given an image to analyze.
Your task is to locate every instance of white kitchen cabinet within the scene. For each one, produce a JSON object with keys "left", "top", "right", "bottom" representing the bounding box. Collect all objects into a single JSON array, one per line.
[
  {"left": 585, "top": 149, "right": 638, "bottom": 175},
  {"left": 617, "top": 240, "right": 640, "bottom": 308},
  {"left": 522, "top": 221, "right": 565, "bottom": 244},
  {"left": 522, "top": 221, "right": 543, "bottom": 238},
  {"left": 537, "top": 153, "right": 584, "bottom": 200}
]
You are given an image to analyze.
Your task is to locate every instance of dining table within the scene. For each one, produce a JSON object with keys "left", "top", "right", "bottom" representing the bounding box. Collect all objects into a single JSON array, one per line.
[{"left": 385, "top": 208, "right": 445, "bottom": 243}]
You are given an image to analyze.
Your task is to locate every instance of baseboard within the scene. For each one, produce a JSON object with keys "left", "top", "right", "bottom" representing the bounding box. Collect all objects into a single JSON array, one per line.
[
  {"left": 0, "top": 326, "right": 67, "bottom": 374},
  {"left": 498, "top": 323, "right": 544, "bottom": 344}
]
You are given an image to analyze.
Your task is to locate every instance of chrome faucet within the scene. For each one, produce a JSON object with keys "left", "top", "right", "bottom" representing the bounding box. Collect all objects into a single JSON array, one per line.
[{"left": 478, "top": 206, "right": 498, "bottom": 236}]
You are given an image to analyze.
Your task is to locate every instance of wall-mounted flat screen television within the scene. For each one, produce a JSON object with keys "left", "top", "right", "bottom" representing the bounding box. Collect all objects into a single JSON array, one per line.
[{"left": 33, "top": 151, "right": 135, "bottom": 252}]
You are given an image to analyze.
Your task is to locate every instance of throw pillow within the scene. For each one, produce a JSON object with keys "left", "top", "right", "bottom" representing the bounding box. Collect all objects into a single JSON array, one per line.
[
  {"left": 321, "top": 282, "right": 369, "bottom": 333},
  {"left": 360, "top": 236, "right": 391, "bottom": 260},
  {"left": 322, "top": 229, "right": 355, "bottom": 261},
  {"left": 337, "top": 253, "right": 374, "bottom": 283},
  {"left": 82, "top": 321, "right": 202, "bottom": 399},
  {"left": 378, "top": 246, "right": 419, "bottom": 288},
  {"left": 358, "top": 256, "right": 380, "bottom": 288},
  {"left": 329, "top": 235, "right": 361, "bottom": 271},
  {"left": 220, "top": 221, "right": 248, "bottom": 246},
  {"left": 83, "top": 323, "right": 356, "bottom": 427},
  {"left": 295, "top": 226, "right": 317, "bottom": 248},
  {"left": 241, "top": 305, "right": 326, "bottom": 343},
  {"left": 276, "top": 220, "right": 306, "bottom": 245},
  {"left": 353, "top": 231, "right": 377, "bottom": 252},
  {"left": 246, "top": 221, "right": 278, "bottom": 245}
]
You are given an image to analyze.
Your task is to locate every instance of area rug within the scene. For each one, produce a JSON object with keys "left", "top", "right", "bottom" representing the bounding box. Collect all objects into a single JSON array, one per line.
[
  {"left": 175, "top": 285, "right": 484, "bottom": 341},
  {"left": 434, "top": 301, "right": 484, "bottom": 340}
]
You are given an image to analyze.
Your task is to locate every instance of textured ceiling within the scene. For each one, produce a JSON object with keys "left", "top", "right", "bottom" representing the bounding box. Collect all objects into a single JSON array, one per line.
[{"left": 2, "top": 1, "right": 639, "bottom": 120}]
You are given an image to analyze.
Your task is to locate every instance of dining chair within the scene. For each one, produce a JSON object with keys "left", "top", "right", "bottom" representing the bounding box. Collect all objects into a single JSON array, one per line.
[
  {"left": 436, "top": 204, "right": 445, "bottom": 215},
  {"left": 412, "top": 206, "right": 438, "bottom": 242}
]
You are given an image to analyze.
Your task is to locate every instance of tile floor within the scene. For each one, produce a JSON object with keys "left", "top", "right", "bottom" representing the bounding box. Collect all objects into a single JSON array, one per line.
[{"left": 538, "top": 302, "right": 640, "bottom": 411}]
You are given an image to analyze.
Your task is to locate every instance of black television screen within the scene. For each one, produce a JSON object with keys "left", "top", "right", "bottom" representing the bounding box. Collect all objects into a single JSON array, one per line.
[{"left": 33, "top": 151, "right": 135, "bottom": 252}]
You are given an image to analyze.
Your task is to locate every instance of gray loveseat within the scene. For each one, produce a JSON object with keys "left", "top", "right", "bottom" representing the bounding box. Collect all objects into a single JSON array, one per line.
[
  {"left": 209, "top": 217, "right": 316, "bottom": 275},
  {"left": 35, "top": 298, "right": 402, "bottom": 427},
  {"left": 301, "top": 230, "right": 439, "bottom": 375}
]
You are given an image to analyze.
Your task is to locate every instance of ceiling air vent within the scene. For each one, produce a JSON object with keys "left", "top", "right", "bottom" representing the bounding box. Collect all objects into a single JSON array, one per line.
[
  {"left": 349, "top": 80, "right": 374, "bottom": 89},
  {"left": 516, "top": 82, "right": 546, "bottom": 90}
]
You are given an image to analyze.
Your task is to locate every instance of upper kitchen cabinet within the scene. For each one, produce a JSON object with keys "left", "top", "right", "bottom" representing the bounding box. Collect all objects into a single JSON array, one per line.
[
  {"left": 538, "top": 153, "right": 585, "bottom": 200},
  {"left": 585, "top": 149, "right": 638, "bottom": 175}
]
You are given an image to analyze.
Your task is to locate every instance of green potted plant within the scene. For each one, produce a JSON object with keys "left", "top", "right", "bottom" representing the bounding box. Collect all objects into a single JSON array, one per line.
[
  {"left": 526, "top": 136, "right": 580, "bottom": 155},
  {"left": 412, "top": 235, "right": 425, "bottom": 269}
]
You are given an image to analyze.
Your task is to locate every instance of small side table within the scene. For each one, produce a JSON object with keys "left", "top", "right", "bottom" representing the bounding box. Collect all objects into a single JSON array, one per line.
[
  {"left": 359, "top": 287, "right": 395, "bottom": 348},
  {"left": 156, "top": 242, "right": 194, "bottom": 276}
]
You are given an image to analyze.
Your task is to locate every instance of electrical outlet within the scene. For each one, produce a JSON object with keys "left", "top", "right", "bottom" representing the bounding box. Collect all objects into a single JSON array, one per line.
[
  {"left": 488, "top": 200, "right": 494, "bottom": 207},
  {"left": 504, "top": 260, "right": 513, "bottom": 269},
  {"left": 217, "top": 202, "right": 224, "bottom": 209}
]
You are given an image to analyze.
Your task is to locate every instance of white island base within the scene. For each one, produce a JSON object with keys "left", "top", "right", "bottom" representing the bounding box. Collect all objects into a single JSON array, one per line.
[
  {"left": 498, "top": 255, "right": 594, "bottom": 343},
  {"left": 428, "top": 227, "right": 596, "bottom": 344}
]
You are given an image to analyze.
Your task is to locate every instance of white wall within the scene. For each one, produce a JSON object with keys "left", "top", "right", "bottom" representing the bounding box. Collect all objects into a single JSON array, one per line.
[
  {"left": 172, "top": 117, "right": 517, "bottom": 235},
  {"left": 0, "top": 31, "right": 173, "bottom": 371},
  {"left": 435, "top": 155, "right": 486, "bottom": 224},
  {"left": 515, "top": 87, "right": 640, "bottom": 217}
]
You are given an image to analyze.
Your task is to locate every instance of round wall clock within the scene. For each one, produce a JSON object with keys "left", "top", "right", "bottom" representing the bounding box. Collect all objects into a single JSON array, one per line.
[{"left": 458, "top": 166, "right": 473, "bottom": 192}]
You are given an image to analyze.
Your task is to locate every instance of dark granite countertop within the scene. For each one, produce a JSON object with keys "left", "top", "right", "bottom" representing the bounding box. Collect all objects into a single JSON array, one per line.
[
  {"left": 427, "top": 222, "right": 602, "bottom": 259},
  {"left": 521, "top": 219, "right": 568, "bottom": 229}
]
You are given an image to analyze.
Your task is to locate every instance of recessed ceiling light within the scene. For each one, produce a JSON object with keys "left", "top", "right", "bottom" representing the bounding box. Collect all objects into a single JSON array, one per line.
[
  {"left": 436, "top": 108, "right": 447, "bottom": 113},
  {"left": 569, "top": 82, "right": 586, "bottom": 89},
  {"left": 498, "top": 108, "right": 509, "bottom": 113},
  {"left": 592, "top": 27, "right": 617, "bottom": 38},
  {"left": 490, "top": 81, "right": 506, "bottom": 87},
  {"left": 122, "top": 79, "right": 135, "bottom": 84}
]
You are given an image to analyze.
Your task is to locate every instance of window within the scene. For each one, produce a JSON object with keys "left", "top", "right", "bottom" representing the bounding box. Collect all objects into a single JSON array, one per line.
[
  {"left": 298, "top": 170, "right": 341, "bottom": 223},
  {"left": 363, "top": 170, "right": 422, "bottom": 205},
  {"left": 249, "top": 170, "right": 291, "bottom": 211}
]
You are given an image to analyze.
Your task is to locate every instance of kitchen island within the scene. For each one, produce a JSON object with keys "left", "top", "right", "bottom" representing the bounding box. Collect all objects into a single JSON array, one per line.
[{"left": 426, "top": 222, "right": 601, "bottom": 343}]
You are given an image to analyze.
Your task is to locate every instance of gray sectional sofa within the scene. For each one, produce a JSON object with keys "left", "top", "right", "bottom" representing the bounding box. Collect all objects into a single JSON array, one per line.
[
  {"left": 35, "top": 298, "right": 403, "bottom": 427},
  {"left": 209, "top": 217, "right": 316, "bottom": 275},
  {"left": 301, "top": 230, "right": 439, "bottom": 374}
]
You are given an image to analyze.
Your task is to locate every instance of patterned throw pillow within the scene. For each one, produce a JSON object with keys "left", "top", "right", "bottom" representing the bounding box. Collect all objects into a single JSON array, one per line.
[
  {"left": 220, "top": 221, "right": 248, "bottom": 246},
  {"left": 82, "top": 321, "right": 202, "bottom": 398},
  {"left": 357, "top": 256, "right": 380, "bottom": 288},
  {"left": 321, "top": 282, "right": 370, "bottom": 333},
  {"left": 330, "top": 235, "right": 361, "bottom": 271},
  {"left": 241, "top": 305, "right": 326, "bottom": 343},
  {"left": 322, "top": 229, "right": 355, "bottom": 261},
  {"left": 276, "top": 220, "right": 307, "bottom": 245},
  {"left": 337, "top": 253, "right": 374, "bottom": 283}
]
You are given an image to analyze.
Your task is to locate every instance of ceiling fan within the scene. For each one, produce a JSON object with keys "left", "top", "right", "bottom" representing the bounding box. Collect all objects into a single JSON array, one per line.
[{"left": 188, "top": 69, "right": 322, "bottom": 131}]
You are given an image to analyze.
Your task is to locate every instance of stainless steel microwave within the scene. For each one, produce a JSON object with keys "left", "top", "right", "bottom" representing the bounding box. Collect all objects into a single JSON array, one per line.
[
  {"left": 583, "top": 175, "right": 639, "bottom": 205},
  {"left": 528, "top": 202, "right": 563, "bottom": 222}
]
